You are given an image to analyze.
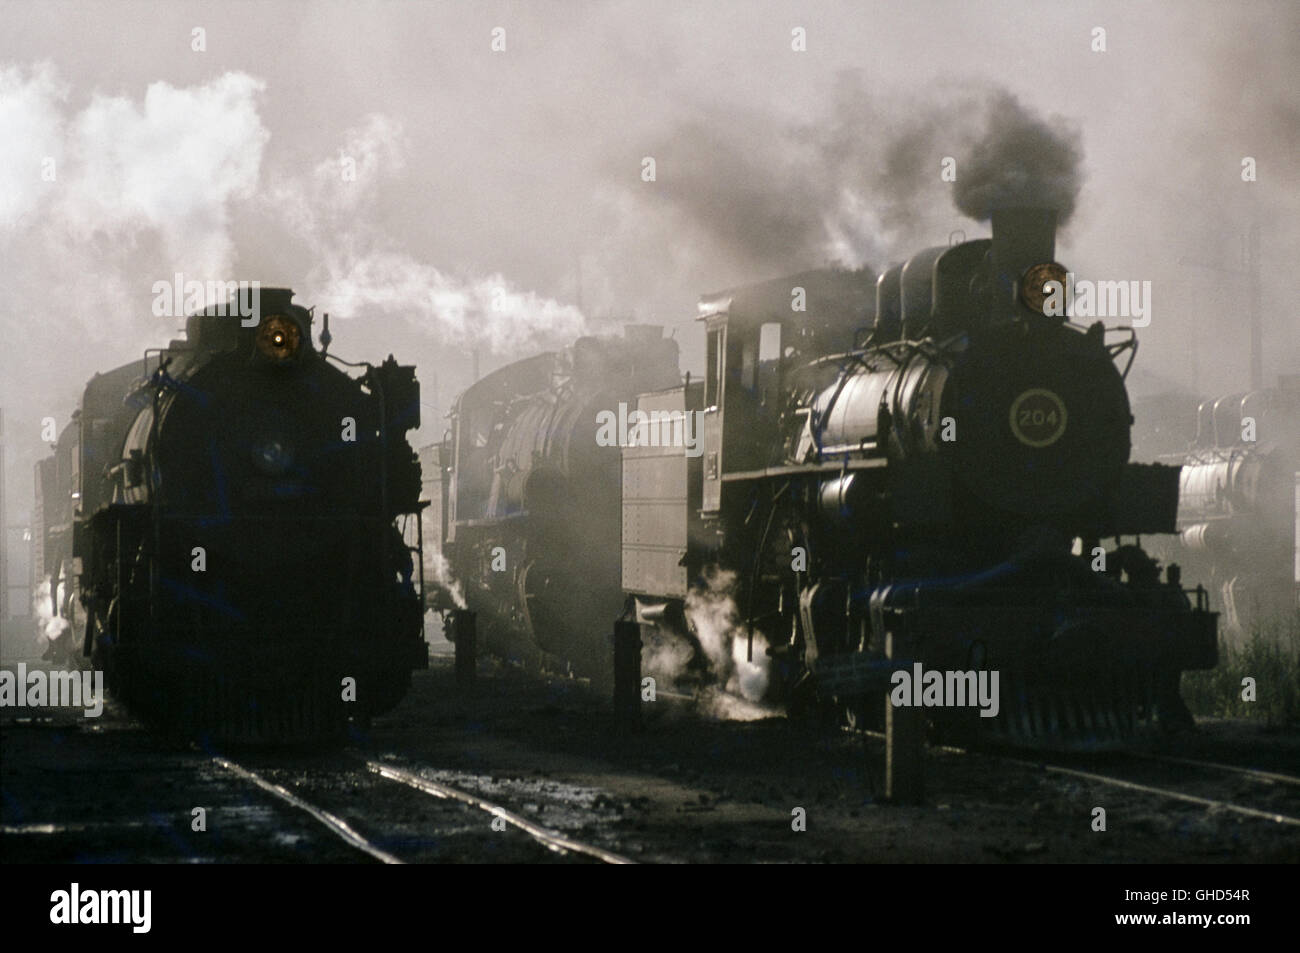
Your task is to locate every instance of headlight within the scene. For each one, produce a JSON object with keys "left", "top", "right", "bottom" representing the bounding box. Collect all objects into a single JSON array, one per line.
[
  {"left": 1020, "top": 261, "right": 1069, "bottom": 316},
  {"left": 256, "top": 314, "right": 302, "bottom": 362}
]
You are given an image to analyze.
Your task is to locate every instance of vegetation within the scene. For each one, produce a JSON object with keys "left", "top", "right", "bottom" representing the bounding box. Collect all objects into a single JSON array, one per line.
[{"left": 1182, "top": 611, "right": 1300, "bottom": 727}]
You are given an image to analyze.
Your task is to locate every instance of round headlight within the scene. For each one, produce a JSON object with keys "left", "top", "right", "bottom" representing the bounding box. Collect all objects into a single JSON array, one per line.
[
  {"left": 1020, "top": 262, "right": 1069, "bottom": 316},
  {"left": 256, "top": 314, "right": 302, "bottom": 362}
]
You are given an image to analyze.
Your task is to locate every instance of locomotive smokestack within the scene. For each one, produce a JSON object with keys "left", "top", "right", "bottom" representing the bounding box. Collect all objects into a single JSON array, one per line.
[
  {"left": 989, "top": 207, "right": 1057, "bottom": 319},
  {"left": 952, "top": 91, "right": 1080, "bottom": 321}
]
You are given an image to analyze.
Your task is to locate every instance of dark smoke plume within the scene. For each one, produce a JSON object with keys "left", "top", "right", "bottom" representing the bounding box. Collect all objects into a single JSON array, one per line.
[
  {"left": 953, "top": 91, "right": 1083, "bottom": 223},
  {"left": 626, "top": 80, "right": 1083, "bottom": 278}
]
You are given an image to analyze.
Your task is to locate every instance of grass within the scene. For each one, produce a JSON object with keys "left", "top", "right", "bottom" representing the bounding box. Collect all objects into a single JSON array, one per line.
[{"left": 1181, "top": 610, "right": 1300, "bottom": 727}]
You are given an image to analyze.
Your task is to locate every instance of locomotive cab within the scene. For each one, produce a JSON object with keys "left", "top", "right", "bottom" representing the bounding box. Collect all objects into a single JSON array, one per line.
[{"left": 696, "top": 267, "right": 876, "bottom": 512}]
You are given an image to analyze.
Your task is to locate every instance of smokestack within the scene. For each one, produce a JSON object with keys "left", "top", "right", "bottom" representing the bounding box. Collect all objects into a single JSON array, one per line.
[{"left": 989, "top": 207, "right": 1057, "bottom": 319}]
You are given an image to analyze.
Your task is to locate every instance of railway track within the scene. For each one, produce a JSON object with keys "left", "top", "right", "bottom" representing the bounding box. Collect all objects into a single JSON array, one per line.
[
  {"left": 212, "top": 754, "right": 636, "bottom": 864},
  {"left": 0, "top": 706, "right": 638, "bottom": 862},
  {"left": 212, "top": 757, "right": 404, "bottom": 863},
  {"left": 999, "top": 753, "right": 1300, "bottom": 828},
  {"left": 848, "top": 726, "right": 1300, "bottom": 828},
  {"left": 1128, "top": 751, "right": 1300, "bottom": 788},
  {"left": 358, "top": 757, "right": 635, "bottom": 863},
  {"left": 5, "top": 662, "right": 1296, "bottom": 863}
]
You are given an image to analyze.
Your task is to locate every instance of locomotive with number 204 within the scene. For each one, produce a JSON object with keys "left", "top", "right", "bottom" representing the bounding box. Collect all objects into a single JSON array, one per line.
[
  {"left": 35, "top": 289, "right": 427, "bottom": 743},
  {"left": 428, "top": 208, "right": 1219, "bottom": 749}
]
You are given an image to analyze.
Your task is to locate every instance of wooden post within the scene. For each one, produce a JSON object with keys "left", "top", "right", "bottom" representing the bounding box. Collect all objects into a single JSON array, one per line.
[
  {"left": 613, "top": 619, "right": 641, "bottom": 729},
  {"left": 885, "top": 628, "right": 924, "bottom": 803},
  {"left": 452, "top": 610, "right": 476, "bottom": 689}
]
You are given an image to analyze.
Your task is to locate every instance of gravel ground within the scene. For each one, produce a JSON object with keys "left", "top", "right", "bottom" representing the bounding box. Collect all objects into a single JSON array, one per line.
[{"left": 3, "top": 654, "right": 1298, "bottom": 863}]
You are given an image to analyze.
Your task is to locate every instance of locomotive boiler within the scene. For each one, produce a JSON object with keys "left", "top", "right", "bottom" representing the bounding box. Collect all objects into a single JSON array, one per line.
[
  {"left": 622, "top": 208, "right": 1218, "bottom": 748},
  {"left": 1154, "top": 382, "right": 1300, "bottom": 636},
  {"left": 435, "top": 329, "right": 680, "bottom": 682},
  {"left": 39, "top": 288, "right": 427, "bottom": 743}
]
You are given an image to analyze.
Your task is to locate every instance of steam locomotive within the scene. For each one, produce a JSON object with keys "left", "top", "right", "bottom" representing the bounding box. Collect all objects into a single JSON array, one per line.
[
  {"left": 35, "top": 289, "right": 427, "bottom": 743},
  {"left": 1137, "top": 380, "right": 1299, "bottom": 638},
  {"left": 426, "top": 330, "right": 681, "bottom": 683},
  {"left": 428, "top": 208, "right": 1219, "bottom": 749}
]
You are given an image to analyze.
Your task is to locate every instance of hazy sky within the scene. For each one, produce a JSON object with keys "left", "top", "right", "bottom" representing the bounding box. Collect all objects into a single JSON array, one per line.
[{"left": 2, "top": 0, "right": 1297, "bottom": 525}]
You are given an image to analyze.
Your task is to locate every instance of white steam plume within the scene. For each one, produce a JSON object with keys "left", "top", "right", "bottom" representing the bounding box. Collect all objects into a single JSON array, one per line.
[
  {"left": 428, "top": 548, "right": 467, "bottom": 610},
  {"left": 0, "top": 66, "right": 275, "bottom": 556},
  {"left": 641, "top": 623, "right": 695, "bottom": 686},
  {"left": 0, "top": 65, "right": 269, "bottom": 274},
  {"left": 267, "top": 113, "right": 586, "bottom": 355},
  {"left": 32, "top": 577, "right": 69, "bottom": 644},
  {"left": 0, "top": 65, "right": 273, "bottom": 451},
  {"left": 682, "top": 567, "right": 773, "bottom": 715}
]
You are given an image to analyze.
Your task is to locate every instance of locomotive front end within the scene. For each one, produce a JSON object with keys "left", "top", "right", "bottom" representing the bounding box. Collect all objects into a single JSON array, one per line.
[
  {"left": 74, "top": 289, "right": 426, "bottom": 743},
  {"left": 696, "top": 208, "right": 1219, "bottom": 749},
  {"left": 857, "top": 210, "right": 1216, "bottom": 747}
]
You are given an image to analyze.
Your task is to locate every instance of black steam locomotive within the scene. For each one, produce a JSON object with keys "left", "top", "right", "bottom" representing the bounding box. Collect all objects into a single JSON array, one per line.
[
  {"left": 426, "top": 330, "right": 681, "bottom": 683},
  {"left": 428, "top": 208, "right": 1219, "bottom": 749},
  {"left": 36, "top": 289, "right": 426, "bottom": 742},
  {"left": 1136, "top": 381, "right": 1299, "bottom": 637}
]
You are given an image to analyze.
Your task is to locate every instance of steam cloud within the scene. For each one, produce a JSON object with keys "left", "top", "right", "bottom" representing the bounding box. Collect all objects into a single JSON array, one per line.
[
  {"left": 641, "top": 568, "right": 774, "bottom": 718},
  {"left": 428, "top": 549, "right": 467, "bottom": 610},
  {"left": 641, "top": 622, "right": 695, "bottom": 687},
  {"left": 0, "top": 68, "right": 585, "bottom": 395},
  {"left": 267, "top": 113, "right": 586, "bottom": 356},
  {"left": 0, "top": 66, "right": 588, "bottom": 535},
  {"left": 0, "top": 66, "right": 268, "bottom": 268},
  {"left": 32, "top": 577, "right": 69, "bottom": 644},
  {"left": 0, "top": 67, "right": 270, "bottom": 347},
  {"left": 680, "top": 568, "right": 774, "bottom": 718}
]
